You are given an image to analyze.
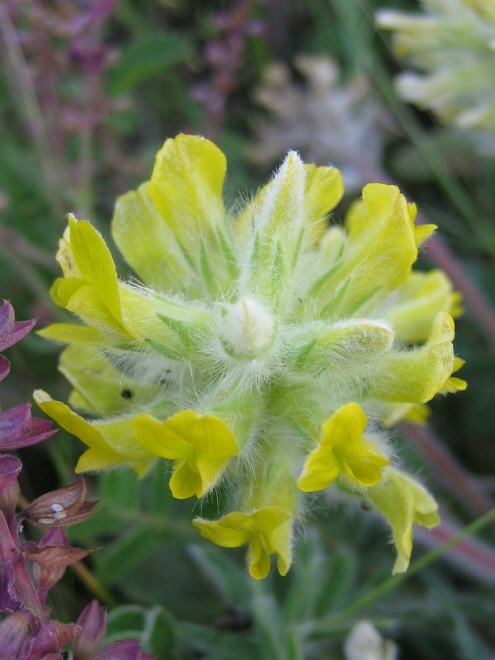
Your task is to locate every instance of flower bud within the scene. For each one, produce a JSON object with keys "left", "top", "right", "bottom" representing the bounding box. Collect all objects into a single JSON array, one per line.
[{"left": 0, "top": 610, "right": 30, "bottom": 660}]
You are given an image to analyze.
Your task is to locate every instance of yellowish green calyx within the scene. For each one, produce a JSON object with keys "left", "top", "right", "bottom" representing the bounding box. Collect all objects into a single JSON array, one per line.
[
  {"left": 367, "top": 467, "right": 440, "bottom": 574},
  {"left": 36, "top": 134, "right": 463, "bottom": 578}
]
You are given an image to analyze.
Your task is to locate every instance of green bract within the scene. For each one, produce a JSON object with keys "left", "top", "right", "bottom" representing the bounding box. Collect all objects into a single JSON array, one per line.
[{"left": 35, "top": 134, "right": 464, "bottom": 578}]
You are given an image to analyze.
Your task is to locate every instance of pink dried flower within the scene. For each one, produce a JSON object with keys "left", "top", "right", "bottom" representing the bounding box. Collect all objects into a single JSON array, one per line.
[{"left": 23, "top": 478, "right": 99, "bottom": 527}]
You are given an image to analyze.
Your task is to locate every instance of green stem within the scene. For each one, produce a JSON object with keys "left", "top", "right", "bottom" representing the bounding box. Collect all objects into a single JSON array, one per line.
[{"left": 335, "top": 506, "right": 495, "bottom": 623}]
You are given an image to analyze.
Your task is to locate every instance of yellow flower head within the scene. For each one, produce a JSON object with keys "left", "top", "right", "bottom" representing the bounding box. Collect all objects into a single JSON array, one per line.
[{"left": 36, "top": 134, "right": 463, "bottom": 577}]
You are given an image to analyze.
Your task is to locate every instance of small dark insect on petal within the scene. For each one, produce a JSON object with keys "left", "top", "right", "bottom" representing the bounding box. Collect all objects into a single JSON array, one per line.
[{"left": 121, "top": 388, "right": 133, "bottom": 399}]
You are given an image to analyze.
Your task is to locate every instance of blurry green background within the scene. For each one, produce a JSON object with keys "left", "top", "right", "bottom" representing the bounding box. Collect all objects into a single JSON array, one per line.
[{"left": 1, "top": 1, "right": 495, "bottom": 658}]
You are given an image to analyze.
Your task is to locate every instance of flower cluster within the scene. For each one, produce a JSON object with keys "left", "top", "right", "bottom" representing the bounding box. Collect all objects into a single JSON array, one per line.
[
  {"left": 35, "top": 135, "right": 464, "bottom": 579},
  {"left": 377, "top": 0, "right": 495, "bottom": 132}
]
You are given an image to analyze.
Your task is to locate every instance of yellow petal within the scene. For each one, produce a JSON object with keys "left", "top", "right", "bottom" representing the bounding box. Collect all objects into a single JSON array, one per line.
[
  {"left": 385, "top": 270, "right": 459, "bottom": 344},
  {"left": 297, "top": 403, "right": 385, "bottom": 491},
  {"left": 112, "top": 182, "right": 198, "bottom": 295},
  {"left": 373, "top": 311, "right": 455, "bottom": 403},
  {"left": 37, "top": 323, "right": 109, "bottom": 346},
  {"left": 133, "top": 413, "right": 191, "bottom": 459},
  {"left": 149, "top": 135, "right": 227, "bottom": 255},
  {"left": 367, "top": 467, "right": 440, "bottom": 574},
  {"left": 303, "top": 164, "right": 344, "bottom": 246},
  {"left": 66, "top": 286, "right": 129, "bottom": 339},
  {"left": 248, "top": 533, "right": 272, "bottom": 580},
  {"left": 193, "top": 507, "right": 292, "bottom": 579},
  {"left": 33, "top": 390, "right": 154, "bottom": 473},
  {"left": 33, "top": 390, "right": 123, "bottom": 470},
  {"left": 192, "top": 516, "right": 251, "bottom": 548},
  {"left": 50, "top": 277, "right": 86, "bottom": 308},
  {"left": 316, "top": 184, "right": 421, "bottom": 317},
  {"left": 134, "top": 410, "right": 238, "bottom": 498},
  {"left": 67, "top": 216, "right": 122, "bottom": 323}
]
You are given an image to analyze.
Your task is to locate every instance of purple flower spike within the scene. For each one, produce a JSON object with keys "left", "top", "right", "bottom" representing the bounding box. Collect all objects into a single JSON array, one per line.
[
  {"left": 0, "top": 300, "right": 36, "bottom": 352},
  {"left": 72, "top": 600, "right": 107, "bottom": 660},
  {"left": 0, "top": 403, "right": 57, "bottom": 451}
]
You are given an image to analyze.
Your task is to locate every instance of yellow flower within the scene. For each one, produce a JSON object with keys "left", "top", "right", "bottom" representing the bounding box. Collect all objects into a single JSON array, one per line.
[
  {"left": 33, "top": 390, "right": 154, "bottom": 477},
  {"left": 297, "top": 403, "right": 389, "bottom": 491},
  {"left": 193, "top": 506, "right": 292, "bottom": 580},
  {"left": 133, "top": 411, "right": 238, "bottom": 499},
  {"left": 36, "top": 134, "right": 463, "bottom": 578},
  {"left": 367, "top": 467, "right": 440, "bottom": 574}
]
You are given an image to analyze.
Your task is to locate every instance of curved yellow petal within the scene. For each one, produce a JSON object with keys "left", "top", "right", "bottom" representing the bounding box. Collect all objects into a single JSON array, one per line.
[
  {"left": 67, "top": 216, "right": 122, "bottom": 323},
  {"left": 193, "top": 506, "right": 292, "bottom": 579},
  {"left": 134, "top": 410, "right": 238, "bottom": 499},
  {"left": 37, "top": 323, "right": 109, "bottom": 346},
  {"left": 33, "top": 390, "right": 154, "bottom": 474},
  {"left": 298, "top": 403, "right": 387, "bottom": 491},
  {"left": 315, "top": 184, "right": 424, "bottom": 317},
  {"left": 33, "top": 390, "right": 124, "bottom": 470},
  {"left": 149, "top": 135, "right": 227, "bottom": 255},
  {"left": 133, "top": 413, "right": 191, "bottom": 459},
  {"left": 192, "top": 516, "right": 251, "bottom": 548},
  {"left": 303, "top": 164, "right": 344, "bottom": 246},
  {"left": 367, "top": 467, "right": 440, "bottom": 574},
  {"left": 112, "top": 182, "right": 198, "bottom": 294},
  {"left": 169, "top": 455, "right": 203, "bottom": 499},
  {"left": 385, "top": 270, "right": 460, "bottom": 344},
  {"left": 372, "top": 311, "right": 455, "bottom": 403}
]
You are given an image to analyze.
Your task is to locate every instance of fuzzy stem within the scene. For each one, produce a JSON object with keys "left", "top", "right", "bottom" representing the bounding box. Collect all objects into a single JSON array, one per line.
[{"left": 307, "top": 506, "right": 495, "bottom": 631}]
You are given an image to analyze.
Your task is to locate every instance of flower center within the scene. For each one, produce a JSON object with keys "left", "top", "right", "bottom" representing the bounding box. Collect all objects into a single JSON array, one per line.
[{"left": 222, "top": 297, "right": 275, "bottom": 359}]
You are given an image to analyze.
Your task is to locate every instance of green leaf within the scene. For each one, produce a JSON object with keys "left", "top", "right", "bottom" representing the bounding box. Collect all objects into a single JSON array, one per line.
[
  {"left": 100, "top": 469, "right": 140, "bottom": 510},
  {"left": 96, "top": 525, "right": 163, "bottom": 585},
  {"left": 108, "top": 32, "right": 193, "bottom": 94},
  {"left": 313, "top": 550, "right": 357, "bottom": 619},
  {"left": 283, "top": 530, "right": 327, "bottom": 624},
  {"left": 188, "top": 544, "right": 253, "bottom": 609},
  {"left": 106, "top": 605, "right": 147, "bottom": 638},
  {"left": 141, "top": 606, "right": 176, "bottom": 656},
  {"left": 177, "top": 622, "right": 259, "bottom": 660}
]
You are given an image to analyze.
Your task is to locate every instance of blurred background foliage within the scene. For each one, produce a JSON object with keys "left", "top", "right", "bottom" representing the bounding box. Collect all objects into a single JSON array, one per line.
[{"left": 1, "top": 0, "right": 495, "bottom": 658}]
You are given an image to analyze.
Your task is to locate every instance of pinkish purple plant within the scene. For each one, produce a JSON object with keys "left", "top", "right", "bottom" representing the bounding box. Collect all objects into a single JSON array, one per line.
[{"left": 0, "top": 300, "right": 153, "bottom": 660}]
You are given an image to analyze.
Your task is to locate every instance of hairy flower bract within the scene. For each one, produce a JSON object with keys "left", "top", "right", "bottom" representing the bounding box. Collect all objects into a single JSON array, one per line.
[{"left": 35, "top": 134, "right": 464, "bottom": 578}]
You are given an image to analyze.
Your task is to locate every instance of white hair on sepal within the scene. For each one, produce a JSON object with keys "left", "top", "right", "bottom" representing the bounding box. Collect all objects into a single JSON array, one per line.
[{"left": 101, "top": 346, "right": 192, "bottom": 399}]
